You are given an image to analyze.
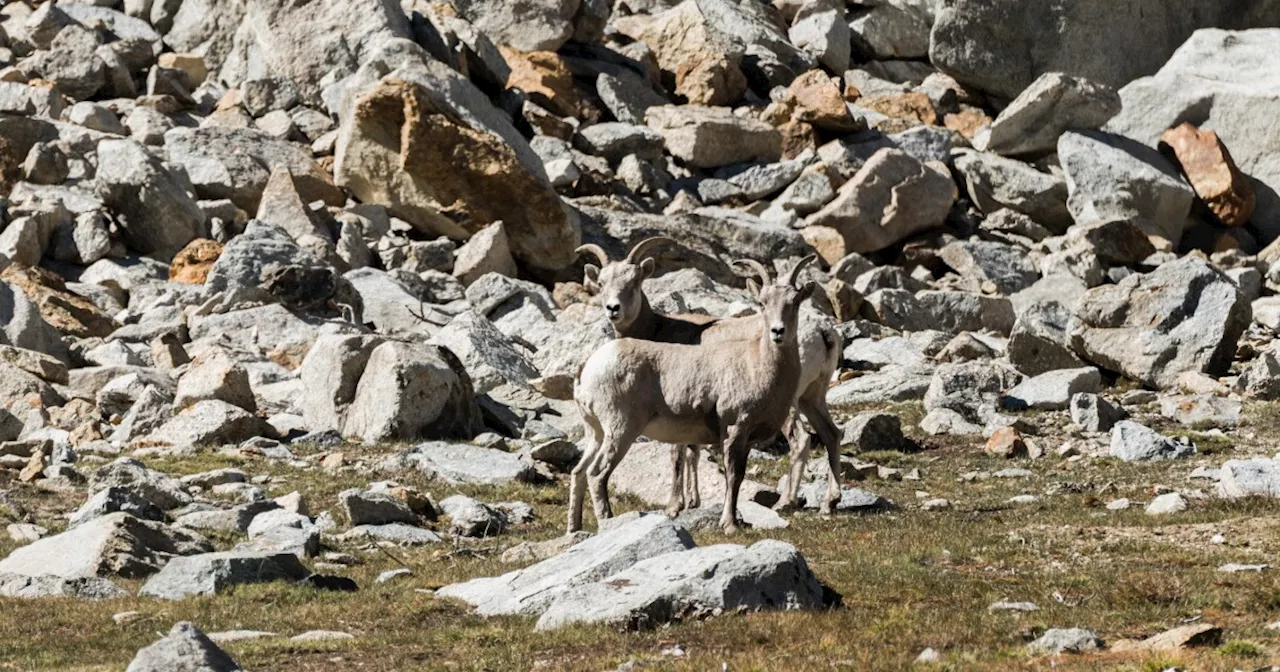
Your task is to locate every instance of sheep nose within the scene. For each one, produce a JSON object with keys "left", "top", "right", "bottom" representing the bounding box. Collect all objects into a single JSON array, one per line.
[
  {"left": 770, "top": 326, "right": 786, "bottom": 342},
  {"left": 605, "top": 303, "right": 621, "bottom": 317}
]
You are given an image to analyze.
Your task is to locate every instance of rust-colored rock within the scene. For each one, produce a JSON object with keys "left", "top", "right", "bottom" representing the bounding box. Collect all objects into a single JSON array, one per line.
[
  {"left": 786, "top": 70, "right": 857, "bottom": 132},
  {"left": 985, "top": 426, "right": 1027, "bottom": 458},
  {"left": 169, "top": 238, "right": 224, "bottom": 285},
  {"left": 779, "top": 120, "right": 818, "bottom": 160},
  {"left": 673, "top": 52, "right": 746, "bottom": 106},
  {"left": 861, "top": 92, "right": 938, "bottom": 127},
  {"left": 638, "top": 0, "right": 747, "bottom": 107},
  {"left": 0, "top": 265, "right": 118, "bottom": 338},
  {"left": 500, "top": 47, "right": 583, "bottom": 119},
  {"left": 1159, "top": 122, "right": 1255, "bottom": 227},
  {"left": 944, "top": 107, "right": 991, "bottom": 141}
]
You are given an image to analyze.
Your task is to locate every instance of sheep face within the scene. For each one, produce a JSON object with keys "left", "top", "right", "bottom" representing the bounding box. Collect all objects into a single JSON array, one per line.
[
  {"left": 583, "top": 257, "right": 655, "bottom": 330},
  {"left": 757, "top": 280, "right": 816, "bottom": 346}
]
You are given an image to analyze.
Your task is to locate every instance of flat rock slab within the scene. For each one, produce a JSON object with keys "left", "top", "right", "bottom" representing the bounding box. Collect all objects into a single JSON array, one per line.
[
  {"left": 535, "top": 540, "right": 828, "bottom": 631},
  {"left": 0, "top": 571, "right": 128, "bottom": 599},
  {"left": 437, "top": 514, "right": 694, "bottom": 617},
  {"left": 390, "top": 442, "right": 539, "bottom": 486},
  {"left": 140, "top": 551, "right": 311, "bottom": 600},
  {"left": 0, "top": 512, "right": 211, "bottom": 580}
]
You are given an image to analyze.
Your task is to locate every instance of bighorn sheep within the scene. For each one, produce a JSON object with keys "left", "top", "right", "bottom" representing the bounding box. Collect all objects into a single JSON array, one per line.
[
  {"left": 577, "top": 240, "right": 844, "bottom": 515},
  {"left": 571, "top": 257, "right": 817, "bottom": 533}
]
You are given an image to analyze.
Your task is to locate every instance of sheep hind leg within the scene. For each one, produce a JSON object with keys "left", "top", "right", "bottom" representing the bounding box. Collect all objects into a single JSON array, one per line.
[
  {"left": 568, "top": 418, "right": 604, "bottom": 533},
  {"left": 799, "top": 396, "right": 844, "bottom": 516},
  {"left": 665, "top": 443, "right": 685, "bottom": 518},
  {"left": 775, "top": 408, "right": 811, "bottom": 513},
  {"left": 719, "top": 428, "right": 751, "bottom": 533},
  {"left": 684, "top": 445, "right": 701, "bottom": 510}
]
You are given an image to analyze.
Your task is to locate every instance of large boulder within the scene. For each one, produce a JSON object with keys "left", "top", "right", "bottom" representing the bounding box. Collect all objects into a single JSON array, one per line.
[
  {"left": 451, "top": 0, "right": 580, "bottom": 52},
  {"left": 535, "top": 540, "right": 827, "bottom": 631},
  {"left": 94, "top": 139, "right": 201, "bottom": 257},
  {"left": 1058, "top": 130, "right": 1195, "bottom": 247},
  {"left": 0, "top": 282, "right": 68, "bottom": 365},
  {"left": 975, "top": 72, "right": 1121, "bottom": 157},
  {"left": 429, "top": 311, "right": 539, "bottom": 394},
  {"left": 298, "top": 334, "right": 383, "bottom": 433},
  {"left": 436, "top": 514, "right": 694, "bottom": 616},
  {"left": 0, "top": 572, "right": 128, "bottom": 600},
  {"left": 645, "top": 105, "right": 781, "bottom": 169},
  {"left": 89, "top": 458, "right": 192, "bottom": 511},
  {"left": 334, "top": 53, "right": 577, "bottom": 270},
  {"left": 0, "top": 513, "right": 212, "bottom": 579},
  {"left": 146, "top": 400, "right": 271, "bottom": 449},
  {"left": 1070, "top": 257, "right": 1250, "bottom": 389},
  {"left": 343, "top": 342, "right": 483, "bottom": 443},
  {"left": 164, "top": 127, "right": 342, "bottom": 214},
  {"left": 389, "top": 442, "right": 539, "bottom": 486},
  {"left": 139, "top": 551, "right": 310, "bottom": 600},
  {"left": 164, "top": 0, "right": 248, "bottom": 74},
  {"left": 201, "top": 221, "right": 337, "bottom": 309},
  {"left": 220, "top": 0, "right": 411, "bottom": 109},
  {"left": 1218, "top": 458, "right": 1280, "bottom": 499},
  {"left": 952, "top": 150, "right": 1071, "bottom": 233},
  {"left": 802, "top": 148, "right": 956, "bottom": 260},
  {"left": 1106, "top": 29, "right": 1280, "bottom": 239},
  {"left": 928, "top": 0, "right": 1280, "bottom": 99}
]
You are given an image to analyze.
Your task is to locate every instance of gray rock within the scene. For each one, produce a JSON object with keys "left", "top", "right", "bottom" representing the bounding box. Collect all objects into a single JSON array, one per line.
[
  {"left": 139, "top": 551, "right": 310, "bottom": 600},
  {"left": 440, "top": 495, "right": 507, "bottom": 538},
  {"left": 645, "top": 105, "right": 781, "bottom": 169},
  {"left": 1109, "top": 421, "right": 1194, "bottom": 462},
  {"left": 1106, "top": 29, "right": 1280, "bottom": 238},
  {"left": 125, "top": 621, "right": 243, "bottom": 672},
  {"left": 298, "top": 334, "right": 383, "bottom": 433},
  {"left": 976, "top": 72, "right": 1121, "bottom": 157},
  {"left": 342, "top": 268, "right": 428, "bottom": 338},
  {"left": 826, "top": 364, "right": 934, "bottom": 407},
  {"left": 841, "top": 412, "right": 904, "bottom": 452},
  {"left": 535, "top": 540, "right": 827, "bottom": 631},
  {"left": 429, "top": 311, "right": 538, "bottom": 394},
  {"left": 803, "top": 148, "right": 955, "bottom": 258},
  {"left": 0, "top": 283, "right": 68, "bottom": 366},
  {"left": 1027, "top": 628, "right": 1102, "bottom": 655},
  {"left": 575, "top": 123, "right": 664, "bottom": 163},
  {"left": 451, "top": 223, "right": 517, "bottom": 286},
  {"left": 343, "top": 341, "right": 483, "bottom": 443},
  {"left": 0, "top": 513, "right": 211, "bottom": 580},
  {"left": 796, "top": 482, "right": 891, "bottom": 512},
  {"left": 1070, "top": 257, "right": 1250, "bottom": 389},
  {"left": 22, "top": 25, "right": 106, "bottom": 101},
  {"left": 952, "top": 150, "right": 1071, "bottom": 233},
  {"left": 390, "top": 442, "right": 539, "bottom": 486},
  {"left": 1069, "top": 393, "right": 1127, "bottom": 432},
  {"left": 89, "top": 458, "right": 191, "bottom": 511},
  {"left": 1146, "top": 492, "right": 1187, "bottom": 515},
  {"left": 175, "top": 502, "right": 279, "bottom": 534},
  {"left": 861, "top": 289, "right": 1014, "bottom": 335},
  {"left": 791, "top": 6, "right": 851, "bottom": 73},
  {"left": 339, "top": 488, "right": 416, "bottom": 526},
  {"left": 596, "top": 72, "right": 666, "bottom": 126},
  {"left": 93, "top": 139, "right": 201, "bottom": 257},
  {"left": 1002, "top": 367, "right": 1101, "bottom": 411},
  {"left": 334, "top": 523, "right": 442, "bottom": 546},
  {"left": 1218, "top": 458, "right": 1280, "bottom": 499},
  {"left": 147, "top": 400, "right": 270, "bottom": 450},
  {"left": 938, "top": 239, "right": 1040, "bottom": 294},
  {"left": 174, "top": 349, "right": 256, "bottom": 413},
  {"left": 241, "top": 77, "right": 300, "bottom": 117},
  {"left": 0, "top": 81, "right": 65, "bottom": 118},
  {"left": 70, "top": 487, "right": 168, "bottom": 528},
  {"left": 1058, "top": 130, "right": 1195, "bottom": 246},
  {"left": 1007, "top": 300, "right": 1085, "bottom": 376},
  {"left": 110, "top": 386, "right": 174, "bottom": 445},
  {"left": 1159, "top": 395, "right": 1241, "bottom": 427},
  {"left": 848, "top": 1, "right": 930, "bottom": 61},
  {"left": 452, "top": 0, "right": 577, "bottom": 52},
  {"left": 436, "top": 514, "right": 694, "bottom": 616},
  {"left": 925, "top": 361, "right": 1022, "bottom": 425},
  {"left": 0, "top": 572, "right": 128, "bottom": 600}
]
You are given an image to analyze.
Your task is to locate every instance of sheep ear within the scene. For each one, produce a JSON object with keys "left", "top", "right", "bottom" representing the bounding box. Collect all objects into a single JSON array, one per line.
[
  {"left": 583, "top": 264, "right": 600, "bottom": 293},
  {"left": 639, "top": 257, "right": 656, "bottom": 278},
  {"left": 746, "top": 278, "right": 761, "bottom": 297}
]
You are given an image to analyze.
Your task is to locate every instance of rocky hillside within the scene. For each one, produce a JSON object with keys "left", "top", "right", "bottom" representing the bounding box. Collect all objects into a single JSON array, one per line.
[{"left": 2, "top": 0, "right": 1280, "bottom": 668}]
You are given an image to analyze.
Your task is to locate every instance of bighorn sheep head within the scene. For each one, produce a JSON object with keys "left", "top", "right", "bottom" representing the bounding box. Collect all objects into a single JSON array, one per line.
[
  {"left": 576, "top": 237, "right": 673, "bottom": 329},
  {"left": 732, "top": 255, "right": 818, "bottom": 345}
]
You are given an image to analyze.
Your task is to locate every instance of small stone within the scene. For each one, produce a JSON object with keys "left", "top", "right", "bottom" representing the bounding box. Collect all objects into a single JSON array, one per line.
[
  {"left": 289, "top": 630, "right": 354, "bottom": 642},
  {"left": 1028, "top": 628, "right": 1102, "bottom": 654},
  {"left": 1218, "top": 563, "right": 1268, "bottom": 573},
  {"left": 1145, "top": 492, "right": 1188, "bottom": 515},
  {"left": 1110, "top": 421, "right": 1195, "bottom": 462},
  {"left": 920, "top": 498, "right": 950, "bottom": 511},
  {"left": 1006, "top": 495, "right": 1039, "bottom": 506},
  {"left": 1106, "top": 498, "right": 1130, "bottom": 511},
  {"left": 988, "top": 600, "right": 1038, "bottom": 613},
  {"left": 985, "top": 427, "right": 1027, "bottom": 459},
  {"left": 375, "top": 568, "right": 412, "bottom": 584}
]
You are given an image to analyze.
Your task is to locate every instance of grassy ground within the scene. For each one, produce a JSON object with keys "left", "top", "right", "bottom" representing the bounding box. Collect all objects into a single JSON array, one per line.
[{"left": 4, "top": 402, "right": 1280, "bottom": 670}]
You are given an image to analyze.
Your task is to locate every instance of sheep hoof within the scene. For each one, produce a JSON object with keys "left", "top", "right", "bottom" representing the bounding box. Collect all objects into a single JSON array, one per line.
[
  {"left": 664, "top": 504, "right": 682, "bottom": 518},
  {"left": 774, "top": 500, "right": 799, "bottom": 514}
]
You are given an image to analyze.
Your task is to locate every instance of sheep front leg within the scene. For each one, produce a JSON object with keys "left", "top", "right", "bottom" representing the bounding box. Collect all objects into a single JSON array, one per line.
[
  {"left": 665, "top": 443, "right": 685, "bottom": 517},
  {"left": 775, "top": 408, "right": 810, "bottom": 512},
  {"left": 719, "top": 429, "right": 750, "bottom": 533},
  {"left": 684, "top": 445, "right": 701, "bottom": 509},
  {"left": 588, "top": 427, "right": 641, "bottom": 524},
  {"left": 568, "top": 420, "right": 604, "bottom": 533}
]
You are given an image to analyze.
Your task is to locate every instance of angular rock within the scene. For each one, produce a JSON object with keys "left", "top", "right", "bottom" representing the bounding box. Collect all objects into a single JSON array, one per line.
[
  {"left": 1028, "top": 628, "right": 1103, "bottom": 655},
  {"left": 1218, "top": 458, "right": 1280, "bottom": 499},
  {"left": 174, "top": 349, "right": 256, "bottom": 413},
  {"left": 1069, "top": 393, "right": 1126, "bottom": 432},
  {"left": 429, "top": 311, "right": 538, "bottom": 394},
  {"left": 924, "top": 361, "right": 1022, "bottom": 425},
  {"left": 139, "top": 551, "right": 310, "bottom": 600},
  {"left": 391, "top": 442, "right": 538, "bottom": 486},
  {"left": 1007, "top": 301, "right": 1086, "bottom": 376},
  {"left": 938, "top": 240, "right": 1040, "bottom": 294},
  {"left": 0, "top": 572, "right": 128, "bottom": 600},
  {"left": 1159, "top": 394, "right": 1241, "bottom": 428},
  {"left": 298, "top": 334, "right": 382, "bottom": 433},
  {"left": 1110, "top": 421, "right": 1194, "bottom": 462},
  {"left": 70, "top": 487, "right": 167, "bottom": 528},
  {"left": 0, "top": 512, "right": 211, "bottom": 580},
  {"left": 338, "top": 488, "right": 416, "bottom": 526},
  {"left": 93, "top": 139, "right": 201, "bottom": 257},
  {"left": 452, "top": 223, "right": 517, "bottom": 287},
  {"left": 535, "top": 540, "right": 827, "bottom": 631},
  {"left": 147, "top": 400, "right": 270, "bottom": 450},
  {"left": 976, "top": 72, "right": 1121, "bottom": 157},
  {"left": 1159, "top": 122, "right": 1255, "bottom": 227},
  {"left": 437, "top": 514, "right": 695, "bottom": 616},
  {"left": 90, "top": 458, "right": 191, "bottom": 511},
  {"left": 1002, "top": 367, "right": 1101, "bottom": 411},
  {"left": 440, "top": 494, "right": 507, "bottom": 538},
  {"left": 125, "top": 621, "right": 243, "bottom": 672},
  {"left": 1146, "top": 492, "right": 1188, "bottom": 515},
  {"left": 452, "top": 0, "right": 577, "bottom": 52},
  {"left": 645, "top": 105, "right": 781, "bottom": 169},
  {"left": 803, "top": 148, "right": 956, "bottom": 260},
  {"left": 1070, "top": 257, "right": 1250, "bottom": 389},
  {"left": 952, "top": 150, "right": 1071, "bottom": 233}
]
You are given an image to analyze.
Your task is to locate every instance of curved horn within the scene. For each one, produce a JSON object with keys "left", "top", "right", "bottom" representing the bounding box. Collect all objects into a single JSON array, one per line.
[
  {"left": 785, "top": 254, "right": 818, "bottom": 288},
  {"left": 624, "top": 237, "right": 676, "bottom": 263},
  {"left": 731, "top": 259, "right": 773, "bottom": 289},
  {"left": 575, "top": 244, "right": 610, "bottom": 267}
]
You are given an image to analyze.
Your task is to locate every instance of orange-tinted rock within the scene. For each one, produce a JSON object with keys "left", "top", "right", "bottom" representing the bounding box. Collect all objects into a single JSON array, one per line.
[
  {"left": 985, "top": 426, "right": 1027, "bottom": 458},
  {"left": 944, "top": 107, "right": 991, "bottom": 140},
  {"left": 0, "top": 264, "right": 117, "bottom": 338},
  {"left": 779, "top": 120, "right": 818, "bottom": 160},
  {"left": 861, "top": 92, "right": 938, "bottom": 126},
  {"left": 786, "top": 70, "right": 857, "bottom": 132},
  {"left": 674, "top": 52, "right": 746, "bottom": 107},
  {"left": 1159, "top": 122, "right": 1255, "bottom": 227},
  {"left": 169, "top": 238, "right": 224, "bottom": 285},
  {"left": 500, "top": 47, "right": 583, "bottom": 119}
]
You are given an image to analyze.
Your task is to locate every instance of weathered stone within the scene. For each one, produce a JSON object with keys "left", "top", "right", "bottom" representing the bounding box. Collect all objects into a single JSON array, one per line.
[
  {"left": 790, "top": 6, "right": 850, "bottom": 73},
  {"left": 1028, "top": 628, "right": 1103, "bottom": 655},
  {"left": 1002, "top": 368, "right": 1101, "bottom": 411},
  {"left": 1070, "top": 257, "right": 1250, "bottom": 389},
  {"left": 803, "top": 148, "right": 955, "bottom": 260},
  {"left": 976, "top": 73, "right": 1121, "bottom": 157},
  {"left": 451, "top": 0, "right": 578, "bottom": 52},
  {"left": 1159, "top": 122, "right": 1255, "bottom": 227},
  {"left": 645, "top": 105, "right": 780, "bottom": 169},
  {"left": 1159, "top": 394, "right": 1241, "bottom": 428},
  {"left": 125, "top": 621, "right": 243, "bottom": 672},
  {"left": 938, "top": 240, "right": 1040, "bottom": 294},
  {"left": 841, "top": 412, "right": 904, "bottom": 452},
  {"left": 952, "top": 150, "right": 1072, "bottom": 233},
  {"left": 298, "top": 334, "right": 382, "bottom": 433},
  {"left": 90, "top": 458, "right": 191, "bottom": 511},
  {"left": 339, "top": 488, "right": 416, "bottom": 526},
  {"left": 139, "top": 551, "right": 310, "bottom": 600},
  {"left": 0, "top": 512, "right": 211, "bottom": 580},
  {"left": 1110, "top": 421, "right": 1194, "bottom": 462},
  {"left": 0, "top": 572, "right": 127, "bottom": 600},
  {"left": 147, "top": 400, "right": 270, "bottom": 449},
  {"left": 169, "top": 239, "right": 224, "bottom": 285},
  {"left": 389, "top": 442, "right": 538, "bottom": 486},
  {"left": 437, "top": 514, "right": 694, "bottom": 616},
  {"left": 440, "top": 494, "right": 507, "bottom": 538},
  {"left": 343, "top": 342, "right": 483, "bottom": 443},
  {"left": 93, "top": 138, "right": 201, "bottom": 257},
  {"left": 69, "top": 486, "right": 167, "bottom": 528},
  {"left": 1218, "top": 458, "right": 1280, "bottom": 499},
  {"left": 535, "top": 540, "right": 827, "bottom": 631},
  {"left": 429, "top": 311, "right": 538, "bottom": 394},
  {"left": 924, "top": 361, "right": 1022, "bottom": 425},
  {"left": 1069, "top": 393, "right": 1126, "bottom": 432},
  {"left": 174, "top": 349, "right": 256, "bottom": 413}
]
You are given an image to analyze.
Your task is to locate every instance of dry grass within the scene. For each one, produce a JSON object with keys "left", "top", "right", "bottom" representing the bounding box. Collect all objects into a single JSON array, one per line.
[{"left": 4, "top": 402, "right": 1280, "bottom": 670}]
